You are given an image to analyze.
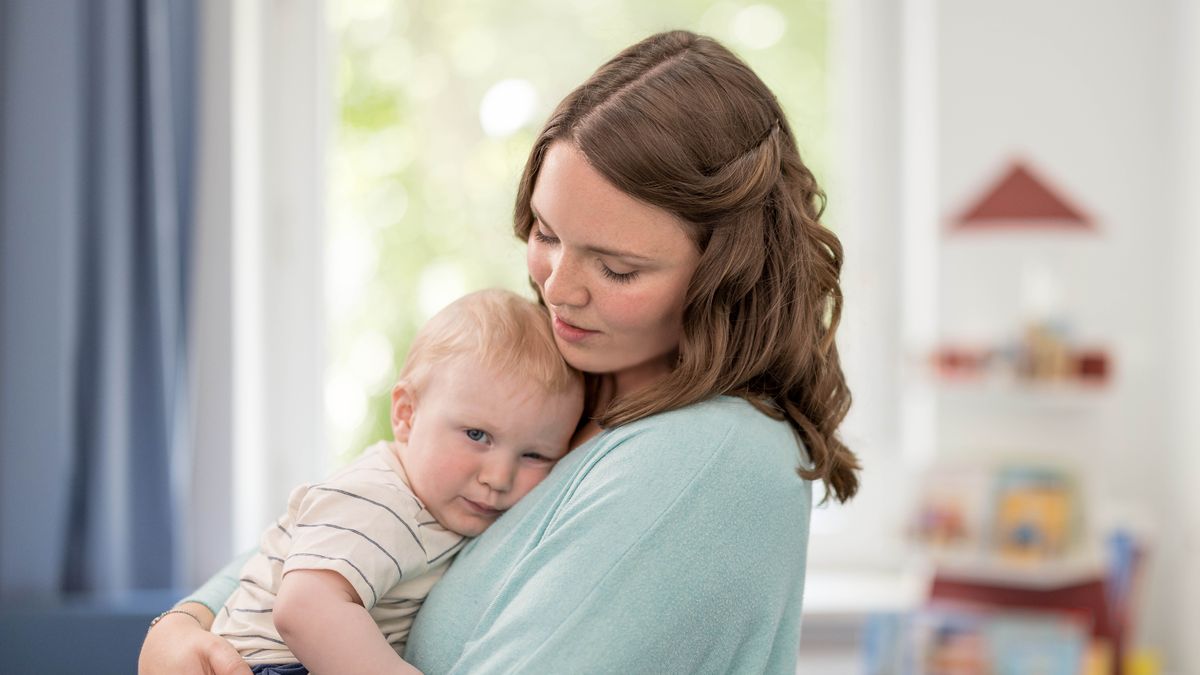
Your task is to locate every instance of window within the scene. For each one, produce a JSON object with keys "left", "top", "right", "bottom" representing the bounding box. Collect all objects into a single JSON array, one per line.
[{"left": 326, "top": 0, "right": 833, "bottom": 462}]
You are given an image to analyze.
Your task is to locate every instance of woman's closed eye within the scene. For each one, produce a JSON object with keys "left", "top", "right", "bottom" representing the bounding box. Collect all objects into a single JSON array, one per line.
[
  {"left": 533, "top": 219, "right": 640, "bottom": 283},
  {"left": 600, "top": 263, "right": 639, "bottom": 284},
  {"left": 532, "top": 225, "right": 558, "bottom": 245}
]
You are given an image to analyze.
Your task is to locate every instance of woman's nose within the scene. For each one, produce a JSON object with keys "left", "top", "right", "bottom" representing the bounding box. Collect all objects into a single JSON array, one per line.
[{"left": 541, "top": 251, "right": 589, "bottom": 308}]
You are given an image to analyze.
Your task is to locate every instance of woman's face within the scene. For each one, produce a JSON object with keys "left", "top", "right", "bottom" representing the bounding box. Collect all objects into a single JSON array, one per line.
[{"left": 527, "top": 142, "right": 702, "bottom": 396}]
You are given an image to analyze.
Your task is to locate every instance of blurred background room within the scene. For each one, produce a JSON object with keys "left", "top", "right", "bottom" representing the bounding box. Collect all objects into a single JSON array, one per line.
[{"left": 1, "top": 0, "right": 1198, "bottom": 673}]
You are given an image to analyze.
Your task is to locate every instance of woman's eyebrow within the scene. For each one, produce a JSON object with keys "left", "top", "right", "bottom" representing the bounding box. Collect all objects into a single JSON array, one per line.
[{"left": 530, "top": 204, "right": 656, "bottom": 262}]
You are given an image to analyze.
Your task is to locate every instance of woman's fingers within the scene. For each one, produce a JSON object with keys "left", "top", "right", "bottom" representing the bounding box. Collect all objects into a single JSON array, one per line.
[
  {"left": 206, "top": 639, "right": 254, "bottom": 675},
  {"left": 138, "top": 611, "right": 251, "bottom": 675}
]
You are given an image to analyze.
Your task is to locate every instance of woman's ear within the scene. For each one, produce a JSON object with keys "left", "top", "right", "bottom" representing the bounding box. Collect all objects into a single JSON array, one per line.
[{"left": 391, "top": 382, "right": 416, "bottom": 443}]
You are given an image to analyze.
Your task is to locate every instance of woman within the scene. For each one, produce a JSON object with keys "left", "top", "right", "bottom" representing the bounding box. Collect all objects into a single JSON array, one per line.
[{"left": 140, "top": 30, "right": 859, "bottom": 674}]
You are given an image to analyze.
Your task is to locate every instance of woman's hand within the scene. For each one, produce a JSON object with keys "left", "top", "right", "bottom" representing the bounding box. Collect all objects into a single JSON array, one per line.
[{"left": 137, "top": 603, "right": 252, "bottom": 675}]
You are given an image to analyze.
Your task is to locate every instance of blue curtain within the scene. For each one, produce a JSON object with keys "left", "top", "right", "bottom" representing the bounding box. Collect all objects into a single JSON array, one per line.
[{"left": 0, "top": 0, "right": 196, "bottom": 596}]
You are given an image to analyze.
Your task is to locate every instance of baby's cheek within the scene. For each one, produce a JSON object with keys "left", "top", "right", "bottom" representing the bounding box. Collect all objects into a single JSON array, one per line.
[
  {"left": 427, "top": 449, "right": 478, "bottom": 487},
  {"left": 512, "top": 470, "right": 550, "bottom": 501}
]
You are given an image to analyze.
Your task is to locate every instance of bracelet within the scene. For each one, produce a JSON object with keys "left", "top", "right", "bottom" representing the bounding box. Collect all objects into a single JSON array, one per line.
[{"left": 147, "top": 608, "right": 203, "bottom": 633}]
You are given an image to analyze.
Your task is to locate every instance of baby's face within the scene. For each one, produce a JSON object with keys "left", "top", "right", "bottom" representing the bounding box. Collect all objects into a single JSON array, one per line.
[{"left": 392, "top": 357, "right": 582, "bottom": 537}]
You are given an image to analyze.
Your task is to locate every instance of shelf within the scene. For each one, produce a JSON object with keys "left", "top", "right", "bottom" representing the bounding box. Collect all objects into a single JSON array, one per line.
[
  {"left": 802, "top": 567, "right": 929, "bottom": 618},
  {"left": 933, "top": 378, "right": 1111, "bottom": 411},
  {"left": 925, "top": 547, "right": 1105, "bottom": 590}
]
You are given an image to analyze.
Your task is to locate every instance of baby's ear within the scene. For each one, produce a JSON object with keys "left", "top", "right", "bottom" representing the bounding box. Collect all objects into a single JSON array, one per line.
[{"left": 391, "top": 382, "right": 416, "bottom": 443}]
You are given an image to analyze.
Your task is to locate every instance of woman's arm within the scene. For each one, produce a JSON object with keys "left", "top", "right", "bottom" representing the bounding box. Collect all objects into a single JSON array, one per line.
[
  {"left": 184, "top": 550, "right": 252, "bottom": 616},
  {"left": 275, "top": 570, "right": 421, "bottom": 675},
  {"left": 137, "top": 551, "right": 255, "bottom": 675}
]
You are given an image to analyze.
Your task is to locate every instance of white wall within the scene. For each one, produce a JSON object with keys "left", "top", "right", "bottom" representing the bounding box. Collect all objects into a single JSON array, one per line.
[
  {"left": 931, "top": 0, "right": 1196, "bottom": 670},
  {"left": 809, "top": 0, "right": 915, "bottom": 571},
  {"left": 1167, "top": 1, "right": 1200, "bottom": 672}
]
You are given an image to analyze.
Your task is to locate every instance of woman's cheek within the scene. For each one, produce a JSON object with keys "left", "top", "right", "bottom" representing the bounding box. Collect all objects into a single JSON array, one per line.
[
  {"left": 526, "top": 242, "right": 550, "bottom": 288},
  {"left": 604, "top": 286, "right": 663, "bottom": 331}
]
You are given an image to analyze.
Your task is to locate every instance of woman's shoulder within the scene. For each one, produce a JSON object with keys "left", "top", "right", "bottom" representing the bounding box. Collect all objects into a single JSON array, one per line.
[
  {"left": 586, "top": 395, "right": 809, "bottom": 489},
  {"left": 541, "top": 395, "right": 811, "bottom": 550},
  {"left": 610, "top": 396, "right": 799, "bottom": 451}
]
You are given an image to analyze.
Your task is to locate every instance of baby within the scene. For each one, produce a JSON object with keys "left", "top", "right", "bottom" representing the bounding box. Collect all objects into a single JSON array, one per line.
[{"left": 211, "top": 289, "right": 584, "bottom": 674}]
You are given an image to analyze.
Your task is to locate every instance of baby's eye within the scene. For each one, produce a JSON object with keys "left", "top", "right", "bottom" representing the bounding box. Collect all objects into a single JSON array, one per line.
[
  {"left": 465, "top": 429, "right": 488, "bottom": 443},
  {"left": 522, "top": 452, "right": 554, "bottom": 463}
]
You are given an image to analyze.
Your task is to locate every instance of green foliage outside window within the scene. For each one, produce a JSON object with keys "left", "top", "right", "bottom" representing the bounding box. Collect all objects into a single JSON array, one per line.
[{"left": 328, "top": 0, "right": 829, "bottom": 460}]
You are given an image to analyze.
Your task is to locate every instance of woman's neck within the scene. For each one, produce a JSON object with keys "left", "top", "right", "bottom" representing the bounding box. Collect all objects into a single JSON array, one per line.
[
  {"left": 611, "top": 357, "right": 674, "bottom": 399},
  {"left": 569, "top": 374, "right": 615, "bottom": 449},
  {"left": 570, "top": 418, "right": 604, "bottom": 449},
  {"left": 569, "top": 361, "right": 676, "bottom": 449}
]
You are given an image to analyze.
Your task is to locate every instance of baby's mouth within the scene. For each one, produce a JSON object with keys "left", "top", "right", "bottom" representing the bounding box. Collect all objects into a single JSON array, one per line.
[{"left": 461, "top": 497, "right": 504, "bottom": 517}]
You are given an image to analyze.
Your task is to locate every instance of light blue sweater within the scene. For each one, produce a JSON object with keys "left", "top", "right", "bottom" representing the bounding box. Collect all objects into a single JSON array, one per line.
[{"left": 191, "top": 396, "right": 813, "bottom": 674}]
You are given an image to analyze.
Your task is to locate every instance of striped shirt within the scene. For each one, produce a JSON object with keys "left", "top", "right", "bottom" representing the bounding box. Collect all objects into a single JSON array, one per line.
[{"left": 211, "top": 442, "right": 465, "bottom": 665}]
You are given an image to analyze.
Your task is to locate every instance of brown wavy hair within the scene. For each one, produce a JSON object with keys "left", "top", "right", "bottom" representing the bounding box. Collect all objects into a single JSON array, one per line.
[{"left": 513, "top": 30, "right": 860, "bottom": 503}]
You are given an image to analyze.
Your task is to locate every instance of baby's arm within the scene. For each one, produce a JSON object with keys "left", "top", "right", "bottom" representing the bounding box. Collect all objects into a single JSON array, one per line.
[{"left": 275, "top": 568, "right": 421, "bottom": 675}]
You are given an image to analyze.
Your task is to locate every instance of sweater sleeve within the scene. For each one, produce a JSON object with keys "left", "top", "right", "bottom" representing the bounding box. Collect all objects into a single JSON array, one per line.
[
  {"left": 181, "top": 549, "right": 254, "bottom": 616},
  {"left": 447, "top": 408, "right": 812, "bottom": 674}
]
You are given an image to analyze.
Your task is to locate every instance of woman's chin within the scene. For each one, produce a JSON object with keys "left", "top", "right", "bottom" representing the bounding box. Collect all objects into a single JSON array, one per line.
[{"left": 556, "top": 342, "right": 596, "bottom": 372}]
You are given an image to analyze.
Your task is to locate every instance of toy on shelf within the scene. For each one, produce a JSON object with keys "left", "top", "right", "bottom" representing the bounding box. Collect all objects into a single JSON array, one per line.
[
  {"left": 991, "top": 465, "right": 1078, "bottom": 562},
  {"left": 930, "top": 327, "right": 1112, "bottom": 389},
  {"left": 913, "top": 461, "right": 1096, "bottom": 585},
  {"left": 910, "top": 460, "right": 1150, "bottom": 675},
  {"left": 911, "top": 462, "right": 988, "bottom": 552},
  {"left": 862, "top": 607, "right": 1091, "bottom": 675}
]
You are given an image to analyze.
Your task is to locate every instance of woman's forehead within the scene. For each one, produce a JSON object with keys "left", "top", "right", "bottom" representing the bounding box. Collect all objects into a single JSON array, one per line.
[{"left": 531, "top": 142, "right": 690, "bottom": 249}]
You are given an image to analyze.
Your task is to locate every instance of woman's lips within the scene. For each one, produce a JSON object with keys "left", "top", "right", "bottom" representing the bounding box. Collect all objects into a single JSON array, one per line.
[{"left": 553, "top": 315, "right": 599, "bottom": 343}]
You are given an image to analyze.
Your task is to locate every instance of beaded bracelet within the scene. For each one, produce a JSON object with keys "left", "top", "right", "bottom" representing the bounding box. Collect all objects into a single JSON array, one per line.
[{"left": 147, "top": 608, "right": 202, "bottom": 633}]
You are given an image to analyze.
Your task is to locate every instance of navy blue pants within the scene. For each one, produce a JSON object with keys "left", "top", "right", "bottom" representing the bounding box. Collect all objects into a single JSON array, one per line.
[{"left": 250, "top": 664, "right": 309, "bottom": 675}]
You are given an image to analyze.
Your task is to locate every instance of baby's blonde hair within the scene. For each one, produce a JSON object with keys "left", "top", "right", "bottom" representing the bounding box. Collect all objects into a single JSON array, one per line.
[{"left": 398, "top": 289, "right": 580, "bottom": 397}]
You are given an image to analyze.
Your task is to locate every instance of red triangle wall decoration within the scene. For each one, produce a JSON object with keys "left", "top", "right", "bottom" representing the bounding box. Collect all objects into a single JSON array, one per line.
[{"left": 954, "top": 160, "right": 1093, "bottom": 231}]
